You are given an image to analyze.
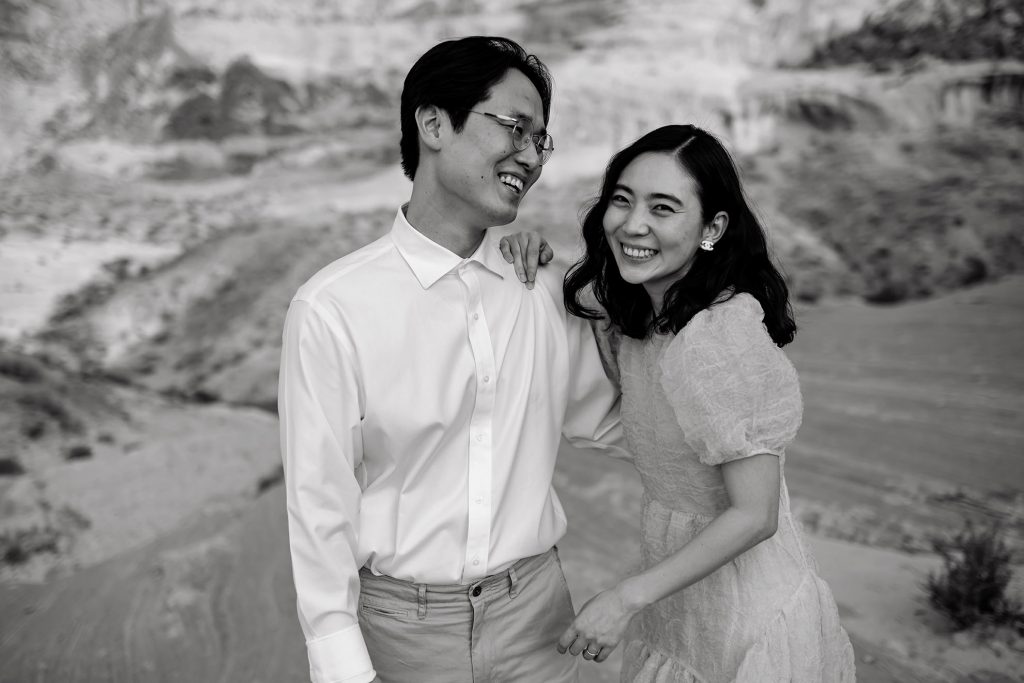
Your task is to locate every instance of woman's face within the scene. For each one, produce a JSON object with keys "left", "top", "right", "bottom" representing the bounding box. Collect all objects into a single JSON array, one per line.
[{"left": 602, "top": 152, "right": 711, "bottom": 309}]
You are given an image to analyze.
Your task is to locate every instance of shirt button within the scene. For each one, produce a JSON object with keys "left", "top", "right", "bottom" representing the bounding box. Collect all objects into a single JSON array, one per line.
[
  {"left": 473, "top": 313, "right": 480, "bottom": 320},
  {"left": 473, "top": 558, "right": 480, "bottom": 566},
  {"left": 476, "top": 434, "right": 484, "bottom": 442},
  {"left": 472, "top": 586, "right": 482, "bottom": 597},
  {"left": 483, "top": 376, "right": 490, "bottom": 383}
]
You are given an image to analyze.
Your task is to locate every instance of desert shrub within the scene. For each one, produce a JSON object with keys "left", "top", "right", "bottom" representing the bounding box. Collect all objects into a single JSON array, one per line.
[
  {"left": 65, "top": 444, "right": 93, "bottom": 461},
  {"left": 15, "top": 390, "right": 84, "bottom": 434},
  {"left": 926, "top": 521, "right": 1024, "bottom": 631},
  {"left": 256, "top": 464, "right": 284, "bottom": 495},
  {"left": 21, "top": 418, "right": 45, "bottom": 439},
  {"left": 0, "top": 526, "right": 60, "bottom": 564},
  {"left": 49, "top": 280, "right": 115, "bottom": 323},
  {"left": 0, "top": 457, "right": 26, "bottom": 476},
  {"left": 0, "top": 354, "right": 43, "bottom": 382}
]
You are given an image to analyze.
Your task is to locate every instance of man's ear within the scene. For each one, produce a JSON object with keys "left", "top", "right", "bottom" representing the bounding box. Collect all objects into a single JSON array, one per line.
[{"left": 415, "top": 104, "right": 445, "bottom": 152}]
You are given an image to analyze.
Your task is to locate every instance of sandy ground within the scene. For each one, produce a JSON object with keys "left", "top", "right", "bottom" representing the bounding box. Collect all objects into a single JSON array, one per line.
[{"left": 3, "top": 439, "right": 1019, "bottom": 683}]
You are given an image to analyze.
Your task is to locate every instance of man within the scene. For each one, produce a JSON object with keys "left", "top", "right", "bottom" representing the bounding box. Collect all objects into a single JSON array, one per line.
[{"left": 278, "top": 36, "right": 625, "bottom": 683}]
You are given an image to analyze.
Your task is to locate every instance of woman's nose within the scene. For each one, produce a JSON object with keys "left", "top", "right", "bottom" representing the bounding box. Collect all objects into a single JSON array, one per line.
[{"left": 623, "top": 210, "right": 649, "bottom": 235}]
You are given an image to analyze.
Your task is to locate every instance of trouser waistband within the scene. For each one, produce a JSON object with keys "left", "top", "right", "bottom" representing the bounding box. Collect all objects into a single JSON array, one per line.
[{"left": 358, "top": 548, "right": 557, "bottom": 619}]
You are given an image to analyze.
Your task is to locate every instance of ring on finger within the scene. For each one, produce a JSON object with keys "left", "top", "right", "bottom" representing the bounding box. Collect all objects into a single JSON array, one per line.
[{"left": 583, "top": 645, "right": 600, "bottom": 659}]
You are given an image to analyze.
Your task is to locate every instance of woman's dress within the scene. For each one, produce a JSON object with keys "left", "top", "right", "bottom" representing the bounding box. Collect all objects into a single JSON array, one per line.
[{"left": 604, "top": 293, "right": 856, "bottom": 683}]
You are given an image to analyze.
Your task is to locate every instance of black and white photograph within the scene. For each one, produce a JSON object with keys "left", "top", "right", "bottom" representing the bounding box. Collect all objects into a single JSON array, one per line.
[{"left": 1, "top": 1, "right": 1022, "bottom": 682}]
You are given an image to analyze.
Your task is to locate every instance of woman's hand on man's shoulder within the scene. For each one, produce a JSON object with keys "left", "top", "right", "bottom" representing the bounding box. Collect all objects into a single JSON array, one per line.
[{"left": 499, "top": 231, "right": 554, "bottom": 290}]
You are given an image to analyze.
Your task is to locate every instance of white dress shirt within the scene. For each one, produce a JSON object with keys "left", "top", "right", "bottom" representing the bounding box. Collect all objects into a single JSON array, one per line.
[{"left": 278, "top": 208, "right": 625, "bottom": 683}]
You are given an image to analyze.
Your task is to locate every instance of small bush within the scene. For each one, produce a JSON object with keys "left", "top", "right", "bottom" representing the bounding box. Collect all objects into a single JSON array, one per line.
[
  {"left": 21, "top": 419, "right": 45, "bottom": 439},
  {"left": 926, "top": 521, "right": 1024, "bottom": 631},
  {"left": 0, "top": 457, "right": 26, "bottom": 476},
  {"left": 15, "top": 390, "right": 84, "bottom": 434},
  {"left": 0, "top": 526, "right": 60, "bottom": 565},
  {"left": 65, "top": 444, "right": 93, "bottom": 461},
  {"left": 256, "top": 464, "right": 284, "bottom": 495},
  {"left": 0, "top": 354, "right": 43, "bottom": 383}
]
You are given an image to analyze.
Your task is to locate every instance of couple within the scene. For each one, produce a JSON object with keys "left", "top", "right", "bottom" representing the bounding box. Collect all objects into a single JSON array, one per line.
[{"left": 278, "top": 36, "right": 855, "bottom": 683}]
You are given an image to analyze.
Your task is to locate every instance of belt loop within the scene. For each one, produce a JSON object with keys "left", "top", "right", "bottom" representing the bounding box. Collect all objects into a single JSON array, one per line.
[
  {"left": 417, "top": 584, "right": 427, "bottom": 619},
  {"left": 508, "top": 565, "right": 519, "bottom": 599}
]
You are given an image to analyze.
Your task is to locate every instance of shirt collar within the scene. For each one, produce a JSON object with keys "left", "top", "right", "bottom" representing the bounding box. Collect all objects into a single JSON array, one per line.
[{"left": 391, "top": 206, "right": 508, "bottom": 289}]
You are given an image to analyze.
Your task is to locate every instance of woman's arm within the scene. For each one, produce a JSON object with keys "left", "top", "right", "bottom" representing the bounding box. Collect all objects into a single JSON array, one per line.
[{"left": 558, "top": 453, "right": 781, "bottom": 662}]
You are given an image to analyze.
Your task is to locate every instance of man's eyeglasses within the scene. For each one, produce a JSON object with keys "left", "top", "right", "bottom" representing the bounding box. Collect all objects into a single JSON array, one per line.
[{"left": 467, "top": 111, "right": 554, "bottom": 165}]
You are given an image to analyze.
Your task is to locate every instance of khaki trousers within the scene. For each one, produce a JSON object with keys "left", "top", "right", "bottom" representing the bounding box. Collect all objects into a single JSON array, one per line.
[{"left": 359, "top": 548, "right": 579, "bottom": 683}]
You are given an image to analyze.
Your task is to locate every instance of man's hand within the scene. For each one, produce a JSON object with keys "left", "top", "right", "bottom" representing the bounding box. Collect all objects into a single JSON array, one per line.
[{"left": 499, "top": 231, "right": 554, "bottom": 290}]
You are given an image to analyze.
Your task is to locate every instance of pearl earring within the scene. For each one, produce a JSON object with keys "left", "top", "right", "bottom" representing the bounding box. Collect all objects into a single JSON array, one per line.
[{"left": 700, "top": 239, "right": 714, "bottom": 252}]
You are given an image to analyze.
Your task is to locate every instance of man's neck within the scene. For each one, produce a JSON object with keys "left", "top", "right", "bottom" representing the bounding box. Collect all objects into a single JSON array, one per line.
[{"left": 404, "top": 196, "right": 486, "bottom": 259}]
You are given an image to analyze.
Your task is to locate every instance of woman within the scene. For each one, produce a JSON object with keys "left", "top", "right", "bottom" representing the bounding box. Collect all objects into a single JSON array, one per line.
[{"left": 504, "top": 124, "right": 855, "bottom": 682}]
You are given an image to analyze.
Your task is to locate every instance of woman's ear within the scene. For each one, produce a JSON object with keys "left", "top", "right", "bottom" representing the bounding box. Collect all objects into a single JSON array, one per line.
[
  {"left": 704, "top": 211, "right": 729, "bottom": 244},
  {"left": 415, "top": 104, "right": 445, "bottom": 152}
]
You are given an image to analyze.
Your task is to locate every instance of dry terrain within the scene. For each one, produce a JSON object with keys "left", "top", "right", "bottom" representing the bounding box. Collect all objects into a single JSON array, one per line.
[{"left": 2, "top": 0, "right": 1023, "bottom": 681}]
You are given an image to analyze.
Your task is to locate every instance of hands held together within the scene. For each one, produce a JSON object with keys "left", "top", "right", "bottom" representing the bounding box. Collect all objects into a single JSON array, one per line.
[{"left": 556, "top": 584, "right": 641, "bottom": 664}]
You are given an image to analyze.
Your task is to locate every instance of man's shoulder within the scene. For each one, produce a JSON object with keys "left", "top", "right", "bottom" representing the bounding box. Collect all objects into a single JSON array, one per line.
[
  {"left": 533, "top": 258, "right": 566, "bottom": 307},
  {"left": 482, "top": 228, "right": 569, "bottom": 313},
  {"left": 292, "top": 233, "right": 396, "bottom": 306}
]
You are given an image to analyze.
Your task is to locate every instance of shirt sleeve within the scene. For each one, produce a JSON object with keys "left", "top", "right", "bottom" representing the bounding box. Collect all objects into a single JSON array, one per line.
[
  {"left": 278, "top": 299, "right": 376, "bottom": 683},
  {"left": 560, "top": 312, "right": 631, "bottom": 460},
  {"left": 658, "top": 294, "right": 802, "bottom": 467},
  {"left": 592, "top": 317, "right": 622, "bottom": 389}
]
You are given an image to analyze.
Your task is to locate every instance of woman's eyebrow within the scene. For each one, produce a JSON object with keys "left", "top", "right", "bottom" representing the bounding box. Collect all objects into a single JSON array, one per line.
[{"left": 646, "top": 192, "right": 683, "bottom": 204}]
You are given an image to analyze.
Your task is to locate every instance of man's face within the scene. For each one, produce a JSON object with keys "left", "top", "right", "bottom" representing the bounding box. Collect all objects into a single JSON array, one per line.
[{"left": 436, "top": 69, "right": 546, "bottom": 230}]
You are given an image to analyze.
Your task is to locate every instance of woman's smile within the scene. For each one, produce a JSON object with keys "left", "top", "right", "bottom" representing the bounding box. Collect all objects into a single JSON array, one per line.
[{"left": 620, "top": 243, "right": 659, "bottom": 261}]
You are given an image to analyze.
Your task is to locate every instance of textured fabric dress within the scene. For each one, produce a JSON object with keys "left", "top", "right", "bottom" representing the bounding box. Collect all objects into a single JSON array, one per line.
[{"left": 603, "top": 293, "right": 856, "bottom": 683}]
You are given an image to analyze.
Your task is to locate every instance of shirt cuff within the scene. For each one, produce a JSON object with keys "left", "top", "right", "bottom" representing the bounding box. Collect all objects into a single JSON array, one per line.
[{"left": 307, "top": 623, "right": 375, "bottom": 683}]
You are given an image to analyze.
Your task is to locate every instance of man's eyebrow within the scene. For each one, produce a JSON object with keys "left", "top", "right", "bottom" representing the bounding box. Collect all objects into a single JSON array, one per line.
[{"left": 507, "top": 110, "right": 546, "bottom": 133}]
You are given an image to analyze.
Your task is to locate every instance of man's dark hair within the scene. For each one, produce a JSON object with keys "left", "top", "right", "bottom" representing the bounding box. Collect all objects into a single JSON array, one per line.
[
  {"left": 399, "top": 36, "right": 552, "bottom": 180},
  {"left": 564, "top": 124, "right": 797, "bottom": 346}
]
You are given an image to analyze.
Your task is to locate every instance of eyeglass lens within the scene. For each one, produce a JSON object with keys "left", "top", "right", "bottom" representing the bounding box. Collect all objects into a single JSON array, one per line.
[{"left": 511, "top": 123, "right": 553, "bottom": 163}]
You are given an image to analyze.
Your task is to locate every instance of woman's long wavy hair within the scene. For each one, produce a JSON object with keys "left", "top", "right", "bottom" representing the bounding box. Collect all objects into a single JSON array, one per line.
[{"left": 563, "top": 124, "right": 796, "bottom": 346}]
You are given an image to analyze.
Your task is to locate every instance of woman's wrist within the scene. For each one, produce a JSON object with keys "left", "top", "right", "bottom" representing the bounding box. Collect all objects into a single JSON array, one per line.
[{"left": 616, "top": 574, "right": 654, "bottom": 613}]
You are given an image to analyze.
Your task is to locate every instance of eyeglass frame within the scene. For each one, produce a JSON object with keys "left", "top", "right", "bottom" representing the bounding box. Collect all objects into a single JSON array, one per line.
[{"left": 465, "top": 110, "right": 554, "bottom": 164}]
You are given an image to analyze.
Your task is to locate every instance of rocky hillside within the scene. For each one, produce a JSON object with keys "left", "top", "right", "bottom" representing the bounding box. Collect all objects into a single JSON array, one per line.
[
  {"left": 802, "top": 0, "right": 1024, "bottom": 69},
  {"left": 0, "top": 0, "right": 1019, "bottom": 399}
]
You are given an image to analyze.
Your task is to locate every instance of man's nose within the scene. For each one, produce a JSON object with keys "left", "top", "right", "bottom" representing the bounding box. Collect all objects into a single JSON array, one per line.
[{"left": 512, "top": 140, "right": 541, "bottom": 171}]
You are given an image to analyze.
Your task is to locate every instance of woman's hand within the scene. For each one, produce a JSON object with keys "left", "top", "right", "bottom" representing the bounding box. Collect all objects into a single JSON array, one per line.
[
  {"left": 556, "top": 586, "right": 638, "bottom": 663},
  {"left": 498, "top": 231, "right": 554, "bottom": 289}
]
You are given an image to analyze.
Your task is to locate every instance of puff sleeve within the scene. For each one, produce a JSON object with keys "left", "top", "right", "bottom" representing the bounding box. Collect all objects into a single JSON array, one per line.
[{"left": 658, "top": 294, "right": 802, "bottom": 466}]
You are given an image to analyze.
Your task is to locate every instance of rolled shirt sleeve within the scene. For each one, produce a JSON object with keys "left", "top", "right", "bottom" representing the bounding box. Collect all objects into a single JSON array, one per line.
[
  {"left": 278, "top": 299, "right": 375, "bottom": 683},
  {"left": 560, "top": 312, "right": 630, "bottom": 459}
]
